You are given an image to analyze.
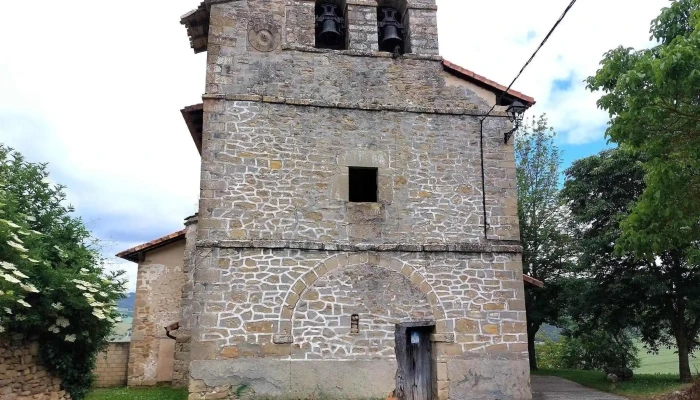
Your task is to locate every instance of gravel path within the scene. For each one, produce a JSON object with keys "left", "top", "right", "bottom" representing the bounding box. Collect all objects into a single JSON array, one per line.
[{"left": 531, "top": 375, "right": 627, "bottom": 400}]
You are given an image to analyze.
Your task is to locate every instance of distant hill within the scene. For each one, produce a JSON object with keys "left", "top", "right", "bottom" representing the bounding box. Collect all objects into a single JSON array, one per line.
[
  {"left": 118, "top": 292, "right": 135, "bottom": 311},
  {"left": 539, "top": 324, "right": 562, "bottom": 342}
]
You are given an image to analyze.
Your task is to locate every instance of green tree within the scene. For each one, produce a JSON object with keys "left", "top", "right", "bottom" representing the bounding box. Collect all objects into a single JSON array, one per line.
[
  {"left": 0, "top": 145, "right": 126, "bottom": 399},
  {"left": 586, "top": 0, "right": 700, "bottom": 262},
  {"left": 562, "top": 148, "right": 700, "bottom": 382},
  {"left": 515, "top": 115, "right": 571, "bottom": 370}
]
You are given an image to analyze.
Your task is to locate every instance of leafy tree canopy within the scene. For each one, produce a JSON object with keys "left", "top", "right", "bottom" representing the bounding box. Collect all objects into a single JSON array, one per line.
[
  {"left": 586, "top": 0, "right": 700, "bottom": 260},
  {"left": 0, "top": 145, "right": 126, "bottom": 399},
  {"left": 515, "top": 115, "right": 573, "bottom": 369},
  {"left": 562, "top": 148, "right": 700, "bottom": 382}
]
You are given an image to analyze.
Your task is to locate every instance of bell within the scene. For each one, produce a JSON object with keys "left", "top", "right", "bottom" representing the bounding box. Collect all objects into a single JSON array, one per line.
[
  {"left": 317, "top": 4, "right": 344, "bottom": 46},
  {"left": 380, "top": 24, "right": 403, "bottom": 49},
  {"left": 378, "top": 7, "right": 404, "bottom": 52},
  {"left": 320, "top": 18, "right": 341, "bottom": 43}
]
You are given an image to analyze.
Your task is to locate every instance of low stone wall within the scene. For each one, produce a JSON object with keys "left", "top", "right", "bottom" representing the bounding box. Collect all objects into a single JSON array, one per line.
[
  {"left": 0, "top": 335, "right": 71, "bottom": 400},
  {"left": 93, "top": 342, "right": 130, "bottom": 388}
]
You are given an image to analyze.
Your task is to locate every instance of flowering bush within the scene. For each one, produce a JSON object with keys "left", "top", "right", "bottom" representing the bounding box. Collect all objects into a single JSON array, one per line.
[{"left": 0, "top": 145, "right": 126, "bottom": 399}]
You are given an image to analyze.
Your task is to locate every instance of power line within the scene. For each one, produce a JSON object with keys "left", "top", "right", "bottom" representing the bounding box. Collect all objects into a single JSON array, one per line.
[{"left": 481, "top": 0, "right": 580, "bottom": 121}]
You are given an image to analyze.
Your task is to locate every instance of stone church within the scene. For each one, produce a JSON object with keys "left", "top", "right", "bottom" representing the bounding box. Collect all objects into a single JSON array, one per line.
[{"left": 117, "top": 0, "right": 542, "bottom": 398}]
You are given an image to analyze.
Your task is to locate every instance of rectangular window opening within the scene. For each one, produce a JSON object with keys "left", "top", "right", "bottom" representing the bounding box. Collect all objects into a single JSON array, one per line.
[{"left": 349, "top": 167, "right": 378, "bottom": 203}]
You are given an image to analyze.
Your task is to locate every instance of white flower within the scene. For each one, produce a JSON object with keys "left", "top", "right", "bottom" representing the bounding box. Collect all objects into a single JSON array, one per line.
[
  {"left": 26, "top": 258, "right": 39, "bottom": 264},
  {"left": 16, "top": 299, "right": 31, "bottom": 308},
  {"left": 75, "top": 285, "right": 86, "bottom": 291},
  {"left": 12, "top": 270, "right": 28, "bottom": 279},
  {"left": 7, "top": 241, "right": 27, "bottom": 252},
  {"left": 0, "top": 262, "right": 16, "bottom": 270},
  {"left": 89, "top": 301, "right": 105, "bottom": 307},
  {"left": 10, "top": 233, "right": 23, "bottom": 243},
  {"left": 17, "top": 230, "right": 30, "bottom": 236},
  {"left": 64, "top": 334, "right": 76, "bottom": 342},
  {"left": 80, "top": 268, "right": 89, "bottom": 273},
  {"left": 88, "top": 287, "right": 98, "bottom": 293},
  {"left": 115, "top": 317, "right": 122, "bottom": 322},
  {"left": 1, "top": 219, "right": 20, "bottom": 229},
  {"left": 30, "top": 230, "right": 42, "bottom": 236},
  {"left": 98, "top": 291, "right": 108, "bottom": 297},
  {"left": 83, "top": 293, "right": 94, "bottom": 299},
  {"left": 0, "top": 290, "right": 4, "bottom": 295},
  {"left": 4, "top": 307, "right": 11, "bottom": 314},
  {"left": 52, "top": 302, "right": 64, "bottom": 310},
  {"left": 92, "top": 310, "right": 106, "bottom": 320},
  {"left": 2, "top": 274, "right": 21, "bottom": 284},
  {"left": 0, "top": 326, "right": 4, "bottom": 333},
  {"left": 25, "top": 215, "right": 36, "bottom": 222},
  {"left": 20, "top": 283, "right": 39, "bottom": 293},
  {"left": 56, "top": 317, "right": 70, "bottom": 328},
  {"left": 48, "top": 325, "right": 60, "bottom": 333}
]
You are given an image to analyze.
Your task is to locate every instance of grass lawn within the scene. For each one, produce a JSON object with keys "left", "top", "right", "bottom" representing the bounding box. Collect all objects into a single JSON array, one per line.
[
  {"left": 635, "top": 341, "right": 700, "bottom": 375},
  {"left": 533, "top": 369, "right": 692, "bottom": 399},
  {"left": 86, "top": 387, "right": 187, "bottom": 400}
]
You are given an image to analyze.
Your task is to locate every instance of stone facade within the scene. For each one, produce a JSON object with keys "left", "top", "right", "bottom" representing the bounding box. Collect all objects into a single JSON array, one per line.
[
  {"left": 173, "top": 216, "right": 199, "bottom": 387},
  {"left": 0, "top": 336, "right": 71, "bottom": 400},
  {"left": 177, "top": 0, "right": 533, "bottom": 398},
  {"left": 93, "top": 342, "right": 130, "bottom": 388},
  {"left": 127, "top": 240, "right": 186, "bottom": 387}
]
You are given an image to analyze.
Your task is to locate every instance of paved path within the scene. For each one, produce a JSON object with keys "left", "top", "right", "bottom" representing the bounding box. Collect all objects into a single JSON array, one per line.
[{"left": 531, "top": 375, "right": 626, "bottom": 400}]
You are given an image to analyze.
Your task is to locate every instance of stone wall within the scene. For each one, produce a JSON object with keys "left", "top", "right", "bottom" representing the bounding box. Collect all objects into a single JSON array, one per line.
[
  {"left": 197, "top": 100, "right": 518, "bottom": 244},
  {"left": 93, "top": 342, "right": 130, "bottom": 388},
  {"left": 0, "top": 335, "right": 71, "bottom": 400},
  {"left": 187, "top": 0, "right": 530, "bottom": 398},
  {"left": 128, "top": 240, "right": 185, "bottom": 386},
  {"left": 173, "top": 216, "right": 198, "bottom": 387},
  {"left": 188, "top": 248, "right": 530, "bottom": 399}
]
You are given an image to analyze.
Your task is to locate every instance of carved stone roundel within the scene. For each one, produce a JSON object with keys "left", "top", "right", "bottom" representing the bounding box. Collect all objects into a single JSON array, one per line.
[{"left": 247, "top": 19, "right": 281, "bottom": 52}]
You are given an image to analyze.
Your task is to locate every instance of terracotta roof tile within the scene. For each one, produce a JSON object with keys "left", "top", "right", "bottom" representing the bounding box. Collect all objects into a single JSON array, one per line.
[
  {"left": 443, "top": 60, "right": 536, "bottom": 106},
  {"left": 523, "top": 274, "right": 544, "bottom": 288},
  {"left": 116, "top": 230, "right": 186, "bottom": 262}
]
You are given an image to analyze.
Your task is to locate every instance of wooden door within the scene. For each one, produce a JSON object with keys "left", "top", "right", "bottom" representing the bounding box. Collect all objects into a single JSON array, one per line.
[
  {"left": 396, "top": 323, "right": 434, "bottom": 400},
  {"left": 406, "top": 327, "right": 433, "bottom": 400}
]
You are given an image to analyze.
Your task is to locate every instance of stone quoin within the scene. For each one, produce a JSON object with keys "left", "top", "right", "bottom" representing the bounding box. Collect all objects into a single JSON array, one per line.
[{"left": 117, "top": 0, "right": 540, "bottom": 398}]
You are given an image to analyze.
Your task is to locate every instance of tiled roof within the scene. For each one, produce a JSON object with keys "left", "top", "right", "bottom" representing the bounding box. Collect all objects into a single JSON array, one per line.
[
  {"left": 523, "top": 274, "right": 544, "bottom": 288},
  {"left": 443, "top": 60, "right": 536, "bottom": 106},
  {"left": 116, "top": 230, "right": 186, "bottom": 262}
]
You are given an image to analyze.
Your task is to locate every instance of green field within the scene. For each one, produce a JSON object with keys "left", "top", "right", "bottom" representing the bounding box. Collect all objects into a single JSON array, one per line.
[
  {"left": 107, "top": 317, "right": 133, "bottom": 342},
  {"left": 87, "top": 387, "right": 186, "bottom": 400},
  {"left": 635, "top": 342, "right": 700, "bottom": 375}
]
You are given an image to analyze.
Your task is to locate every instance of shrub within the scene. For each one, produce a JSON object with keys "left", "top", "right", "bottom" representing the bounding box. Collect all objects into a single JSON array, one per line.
[
  {"left": 0, "top": 146, "right": 126, "bottom": 399},
  {"left": 536, "top": 329, "right": 640, "bottom": 372}
]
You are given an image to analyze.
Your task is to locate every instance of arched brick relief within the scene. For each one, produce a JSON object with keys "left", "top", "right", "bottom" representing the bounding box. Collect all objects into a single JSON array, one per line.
[{"left": 275, "top": 253, "right": 448, "bottom": 339}]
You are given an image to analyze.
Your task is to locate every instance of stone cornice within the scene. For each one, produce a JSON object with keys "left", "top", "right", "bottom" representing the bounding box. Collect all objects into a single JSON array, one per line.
[
  {"left": 201, "top": 93, "right": 511, "bottom": 118},
  {"left": 196, "top": 239, "right": 523, "bottom": 254},
  {"left": 281, "top": 44, "right": 442, "bottom": 61}
]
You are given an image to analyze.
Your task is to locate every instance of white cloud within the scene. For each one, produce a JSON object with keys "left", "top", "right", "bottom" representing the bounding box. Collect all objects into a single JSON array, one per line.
[
  {"left": 0, "top": 0, "right": 669, "bottom": 290},
  {"left": 436, "top": 0, "right": 667, "bottom": 144}
]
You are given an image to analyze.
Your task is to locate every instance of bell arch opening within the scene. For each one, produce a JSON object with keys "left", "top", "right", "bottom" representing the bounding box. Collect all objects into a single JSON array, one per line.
[
  {"left": 315, "top": 0, "right": 348, "bottom": 50},
  {"left": 377, "top": 0, "right": 410, "bottom": 54}
]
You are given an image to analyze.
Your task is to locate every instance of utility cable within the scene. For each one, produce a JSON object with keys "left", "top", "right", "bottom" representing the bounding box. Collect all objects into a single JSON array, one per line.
[{"left": 480, "top": 0, "right": 579, "bottom": 121}]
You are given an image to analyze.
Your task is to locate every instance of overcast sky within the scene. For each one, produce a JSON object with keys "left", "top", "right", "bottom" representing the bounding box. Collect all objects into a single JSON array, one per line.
[{"left": 0, "top": 0, "right": 669, "bottom": 291}]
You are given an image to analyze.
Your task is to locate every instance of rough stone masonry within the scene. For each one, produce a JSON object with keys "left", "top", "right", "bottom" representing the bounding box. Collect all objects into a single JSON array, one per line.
[{"left": 179, "top": 0, "right": 534, "bottom": 399}]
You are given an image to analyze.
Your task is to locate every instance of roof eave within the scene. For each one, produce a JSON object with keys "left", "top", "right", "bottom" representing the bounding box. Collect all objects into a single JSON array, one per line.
[
  {"left": 116, "top": 230, "right": 186, "bottom": 262},
  {"left": 442, "top": 60, "right": 536, "bottom": 107}
]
